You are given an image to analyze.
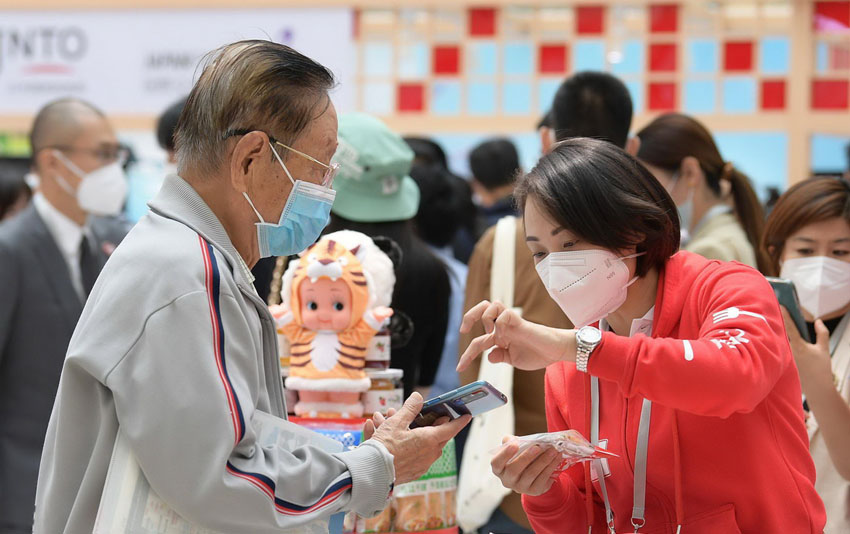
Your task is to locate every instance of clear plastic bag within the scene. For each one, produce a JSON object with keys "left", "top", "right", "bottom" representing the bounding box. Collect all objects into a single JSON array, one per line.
[{"left": 496, "top": 429, "right": 619, "bottom": 472}]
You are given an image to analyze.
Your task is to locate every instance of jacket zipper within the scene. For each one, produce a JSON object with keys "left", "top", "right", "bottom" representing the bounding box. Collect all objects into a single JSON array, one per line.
[{"left": 241, "top": 286, "right": 288, "bottom": 419}]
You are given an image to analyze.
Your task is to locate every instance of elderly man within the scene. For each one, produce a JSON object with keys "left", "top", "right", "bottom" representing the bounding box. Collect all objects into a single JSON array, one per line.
[
  {"left": 0, "top": 98, "right": 129, "bottom": 534},
  {"left": 34, "top": 41, "right": 468, "bottom": 533}
]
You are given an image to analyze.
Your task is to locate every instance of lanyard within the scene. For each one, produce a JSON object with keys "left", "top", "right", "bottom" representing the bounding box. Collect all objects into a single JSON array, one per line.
[
  {"left": 829, "top": 313, "right": 850, "bottom": 357},
  {"left": 593, "top": 309, "right": 655, "bottom": 533},
  {"left": 591, "top": 377, "right": 652, "bottom": 533}
]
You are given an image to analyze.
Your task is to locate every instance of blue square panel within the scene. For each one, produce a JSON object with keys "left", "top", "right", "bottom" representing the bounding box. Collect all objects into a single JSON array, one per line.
[
  {"left": 503, "top": 82, "right": 532, "bottom": 114},
  {"left": 398, "top": 43, "right": 428, "bottom": 80},
  {"left": 612, "top": 40, "right": 644, "bottom": 75},
  {"left": 811, "top": 134, "right": 850, "bottom": 173},
  {"left": 688, "top": 39, "right": 718, "bottom": 74},
  {"left": 504, "top": 42, "right": 533, "bottom": 75},
  {"left": 538, "top": 79, "right": 561, "bottom": 113},
  {"left": 715, "top": 132, "right": 787, "bottom": 197},
  {"left": 364, "top": 42, "right": 393, "bottom": 77},
  {"left": 684, "top": 80, "right": 716, "bottom": 113},
  {"left": 363, "top": 82, "right": 393, "bottom": 114},
  {"left": 722, "top": 77, "right": 757, "bottom": 114},
  {"left": 431, "top": 81, "right": 461, "bottom": 115},
  {"left": 625, "top": 80, "right": 643, "bottom": 113},
  {"left": 468, "top": 82, "right": 497, "bottom": 114},
  {"left": 816, "top": 41, "right": 829, "bottom": 73},
  {"left": 469, "top": 42, "right": 498, "bottom": 76},
  {"left": 760, "top": 37, "right": 789, "bottom": 74},
  {"left": 574, "top": 40, "right": 606, "bottom": 72}
]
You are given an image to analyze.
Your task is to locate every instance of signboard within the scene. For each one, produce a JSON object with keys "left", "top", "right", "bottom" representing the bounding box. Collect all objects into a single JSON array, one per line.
[{"left": 0, "top": 9, "right": 356, "bottom": 114}]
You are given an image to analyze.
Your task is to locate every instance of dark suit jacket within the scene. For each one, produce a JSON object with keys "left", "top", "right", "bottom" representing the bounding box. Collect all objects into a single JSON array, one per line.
[{"left": 0, "top": 204, "right": 128, "bottom": 530}]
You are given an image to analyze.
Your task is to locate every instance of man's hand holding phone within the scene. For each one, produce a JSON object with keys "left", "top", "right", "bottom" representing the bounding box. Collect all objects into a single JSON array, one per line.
[{"left": 364, "top": 392, "right": 470, "bottom": 485}]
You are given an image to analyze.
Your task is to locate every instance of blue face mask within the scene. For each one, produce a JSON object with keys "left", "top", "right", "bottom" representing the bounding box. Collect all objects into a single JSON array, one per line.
[{"left": 243, "top": 143, "right": 337, "bottom": 258}]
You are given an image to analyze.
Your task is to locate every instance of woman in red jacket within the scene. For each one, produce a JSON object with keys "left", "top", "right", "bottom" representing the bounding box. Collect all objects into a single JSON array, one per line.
[{"left": 457, "top": 138, "right": 825, "bottom": 533}]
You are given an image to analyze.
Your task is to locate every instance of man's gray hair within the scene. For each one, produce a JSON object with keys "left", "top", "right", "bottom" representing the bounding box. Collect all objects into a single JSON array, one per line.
[{"left": 174, "top": 40, "right": 335, "bottom": 175}]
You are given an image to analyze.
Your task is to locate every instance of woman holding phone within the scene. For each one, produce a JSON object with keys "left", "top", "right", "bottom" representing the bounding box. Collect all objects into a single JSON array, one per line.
[
  {"left": 457, "top": 138, "right": 825, "bottom": 533},
  {"left": 762, "top": 176, "right": 850, "bottom": 532}
]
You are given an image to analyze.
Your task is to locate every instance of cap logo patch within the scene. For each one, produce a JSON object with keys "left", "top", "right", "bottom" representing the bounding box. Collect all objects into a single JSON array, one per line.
[{"left": 382, "top": 175, "right": 400, "bottom": 195}]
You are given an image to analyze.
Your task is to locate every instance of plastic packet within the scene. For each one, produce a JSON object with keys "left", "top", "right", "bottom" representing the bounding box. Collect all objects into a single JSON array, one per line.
[{"left": 494, "top": 429, "right": 618, "bottom": 472}]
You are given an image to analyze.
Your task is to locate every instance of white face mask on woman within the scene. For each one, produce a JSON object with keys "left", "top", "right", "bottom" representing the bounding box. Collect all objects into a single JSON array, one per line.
[
  {"left": 535, "top": 249, "right": 645, "bottom": 328},
  {"left": 780, "top": 256, "right": 850, "bottom": 319}
]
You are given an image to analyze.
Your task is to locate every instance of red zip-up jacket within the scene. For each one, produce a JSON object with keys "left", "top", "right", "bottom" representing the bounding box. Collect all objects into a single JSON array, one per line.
[{"left": 522, "top": 251, "right": 826, "bottom": 533}]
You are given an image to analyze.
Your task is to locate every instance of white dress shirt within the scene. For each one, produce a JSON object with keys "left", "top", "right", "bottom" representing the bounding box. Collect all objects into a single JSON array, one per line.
[{"left": 32, "top": 193, "right": 87, "bottom": 301}]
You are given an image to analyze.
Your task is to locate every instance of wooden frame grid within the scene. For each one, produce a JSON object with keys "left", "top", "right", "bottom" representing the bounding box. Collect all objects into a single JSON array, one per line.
[{"left": 0, "top": 0, "right": 848, "bottom": 183}]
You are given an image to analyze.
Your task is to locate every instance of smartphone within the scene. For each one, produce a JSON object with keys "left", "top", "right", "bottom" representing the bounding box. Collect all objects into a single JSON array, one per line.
[
  {"left": 409, "top": 381, "right": 508, "bottom": 429},
  {"left": 767, "top": 277, "right": 811, "bottom": 343}
]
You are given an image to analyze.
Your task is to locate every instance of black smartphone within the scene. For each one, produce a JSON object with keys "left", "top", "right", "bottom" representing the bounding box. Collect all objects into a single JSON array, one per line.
[
  {"left": 767, "top": 277, "right": 811, "bottom": 343},
  {"left": 410, "top": 381, "right": 508, "bottom": 429}
]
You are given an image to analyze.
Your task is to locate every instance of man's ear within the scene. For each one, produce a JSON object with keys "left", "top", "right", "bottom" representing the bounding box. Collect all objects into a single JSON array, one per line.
[
  {"left": 625, "top": 136, "right": 641, "bottom": 157},
  {"left": 230, "top": 131, "right": 267, "bottom": 194}
]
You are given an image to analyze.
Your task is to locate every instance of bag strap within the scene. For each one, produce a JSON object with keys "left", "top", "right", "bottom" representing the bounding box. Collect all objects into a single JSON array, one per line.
[{"left": 490, "top": 216, "right": 517, "bottom": 310}]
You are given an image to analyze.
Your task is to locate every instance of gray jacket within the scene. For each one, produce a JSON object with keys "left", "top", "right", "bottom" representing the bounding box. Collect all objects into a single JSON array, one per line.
[
  {"left": 34, "top": 175, "right": 394, "bottom": 533},
  {"left": 0, "top": 204, "right": 127, "bottom": 531}
]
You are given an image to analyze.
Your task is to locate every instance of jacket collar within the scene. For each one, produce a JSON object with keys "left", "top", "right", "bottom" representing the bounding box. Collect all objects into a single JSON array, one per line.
[{"left": 147, "top": 174, "right": 256, "bottom": 291}]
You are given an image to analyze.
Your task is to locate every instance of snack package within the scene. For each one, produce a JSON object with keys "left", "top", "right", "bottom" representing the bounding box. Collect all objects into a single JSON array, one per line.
[
  {"left": 393, "top": 440, "right": 457, "bottom": 532},
  {"left": 498, "top": 430, "right": 618, "bottom": 472},
  {"left": 290, "top": 418, "right": 365, "bottom": 451},
  {"left": 345, "top": 439, "right": 458, "bottom": 533}
]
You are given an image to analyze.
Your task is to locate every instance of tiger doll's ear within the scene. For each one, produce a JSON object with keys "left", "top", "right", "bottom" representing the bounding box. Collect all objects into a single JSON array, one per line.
[
  {"left": 371, "top": 236, "right": 403, "bottom": 271},
  {"left": 348, "top": 244, "right": 370, "bottom": 264}
]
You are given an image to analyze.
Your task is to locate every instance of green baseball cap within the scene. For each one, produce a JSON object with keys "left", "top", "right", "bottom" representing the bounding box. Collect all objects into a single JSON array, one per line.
[{"left": 331, "top": 113, "right": 420, "bottom": 223}]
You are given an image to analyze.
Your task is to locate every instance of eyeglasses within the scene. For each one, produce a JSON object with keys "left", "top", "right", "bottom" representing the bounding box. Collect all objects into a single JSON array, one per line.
[
  {"left": 224, "top": 129, "right": 338, "bottom": 188},
  {"left": 49, "top": 144, "right": 129, "bottom": 166}
]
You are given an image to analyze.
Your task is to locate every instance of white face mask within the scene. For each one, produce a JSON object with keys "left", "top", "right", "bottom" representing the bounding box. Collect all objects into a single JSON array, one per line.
[
  {"left": 53, "top": 150, "right": 128, "bottom": 216},
  {"left": 666, "top": 170, "right": 693, "bottom": 245},
  {"left": 535, "top": 249, "right": 645, "bottom": 328},
  {"left": 780, "top": 256, "right": 850, "bottom": 319}
]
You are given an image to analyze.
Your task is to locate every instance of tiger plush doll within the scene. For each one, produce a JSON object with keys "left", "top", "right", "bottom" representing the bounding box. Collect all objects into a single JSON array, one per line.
[{"left": 278, "top": 236, "right": 392, "bottom": 417}]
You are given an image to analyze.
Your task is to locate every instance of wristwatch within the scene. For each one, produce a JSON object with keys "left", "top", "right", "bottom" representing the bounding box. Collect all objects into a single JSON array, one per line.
[{"left": 575, "top": 326, "right": 603, "bottom": 373}]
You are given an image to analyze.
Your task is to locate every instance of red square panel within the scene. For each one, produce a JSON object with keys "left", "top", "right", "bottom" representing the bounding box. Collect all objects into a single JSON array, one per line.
[
  {"left": 648, "top": 82, "right": 677, "bottom": 110},
  {"left": 831, "top": 45, "right": 850, "bottom": 70},
  {"left": 650, "top": 4, "right": 679, "bottom": 33},
  {"left": 724, "top": 41, "right": 754, "bottom": 72},
  {"left": 814, "top": 1, "right": 850, "bottom": 31},
  {"left": 576, "top": 6, "right": 605, "bottom": 34},
  {"left": 812, "top": 79, "right": 850, "bottom": 109},
  {"left": 649, "top": 43, "right": 677, "bottom": 71},
  {"left": 433, "top": 45, "right": 460, "bottom": 75},
  {"left": 539, "top": 44, "right": 568, "bottom": 74},
  {"left": 469, "top": 7, "right": 497, "bottom": 36},
  {"left": 761, "top": 80, "right": 786, "bottom": 110},
  {"left": 397, "top": 83, "right": 425, "bottom": 112}
]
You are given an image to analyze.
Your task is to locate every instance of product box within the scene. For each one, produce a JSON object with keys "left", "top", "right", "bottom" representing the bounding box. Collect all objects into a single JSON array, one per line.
[{"left": 346, "top": 440, "right": 458, "bottom": 534}]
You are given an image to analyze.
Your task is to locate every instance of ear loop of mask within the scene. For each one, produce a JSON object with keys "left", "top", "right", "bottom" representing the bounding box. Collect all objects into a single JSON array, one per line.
[
  {"left": 51, "top": 150, "right": 85, "bottom": 197},
  {"left": 621, "top": 251, "right": 647, "bottom": 288},
  {"left": 241, "top": 142, "right": 299, "bottom": 225}
]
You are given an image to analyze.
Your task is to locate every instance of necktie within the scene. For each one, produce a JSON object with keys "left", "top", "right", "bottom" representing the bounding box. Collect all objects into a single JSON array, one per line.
[{"left": 79, "top": 234, "right": 101, "bottom": 297}]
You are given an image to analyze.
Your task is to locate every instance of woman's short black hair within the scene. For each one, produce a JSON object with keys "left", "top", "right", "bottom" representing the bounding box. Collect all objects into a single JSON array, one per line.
[{"left": 515, "top": 137, "right": 680, "bottom": 277}]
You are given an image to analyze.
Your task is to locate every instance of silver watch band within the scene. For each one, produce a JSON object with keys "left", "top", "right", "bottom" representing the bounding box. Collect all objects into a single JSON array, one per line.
[{"left": 576, "top": 342, "right": 591, "bottom": 372}]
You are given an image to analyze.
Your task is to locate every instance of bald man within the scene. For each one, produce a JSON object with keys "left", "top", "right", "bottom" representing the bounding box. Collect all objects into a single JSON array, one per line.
[{"left": 0, "top": 98, "right": 129, "bottom": 533}]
